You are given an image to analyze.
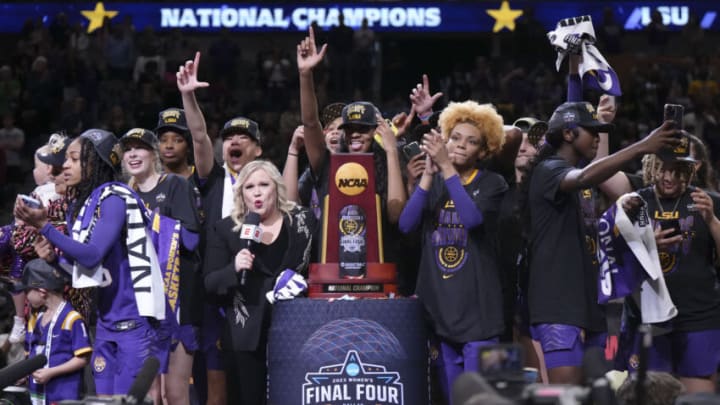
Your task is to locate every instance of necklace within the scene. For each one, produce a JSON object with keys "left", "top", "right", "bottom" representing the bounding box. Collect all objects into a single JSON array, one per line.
[{"left": 653, "top": 186, "right": 684, "bottom": 219}]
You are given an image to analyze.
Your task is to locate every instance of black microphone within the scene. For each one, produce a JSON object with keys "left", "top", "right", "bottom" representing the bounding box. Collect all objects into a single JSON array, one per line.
[
  {"left": 452, "top": 372, "right": 501, "bottom": 405},
  {"left": 238, "top": 212, "right": 261, "bottom": 286},
  {"left": 582, "top": 346, "right": 617, "bottom": 405},
  {"left": 125, "top": 356, "right": 160, "bottom": 404},
  {"left": 635, "top": 324, "right": 652, "bottom": 405},
  {"left": 0, "top": 354, "right": 47, "bottom": 389}
]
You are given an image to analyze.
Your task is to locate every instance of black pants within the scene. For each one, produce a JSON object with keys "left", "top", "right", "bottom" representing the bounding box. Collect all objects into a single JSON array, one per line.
[{"left": 224, "top": 345, "right": 267, "bottom": 405}]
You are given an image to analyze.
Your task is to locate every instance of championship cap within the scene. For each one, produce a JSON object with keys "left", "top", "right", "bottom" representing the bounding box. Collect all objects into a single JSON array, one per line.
[
  {"left": 79, "top": 128, "right": 121, "bottom": 172},
  {"left": 547, "top": 102, "right": 614, "bottom": 134},
  {"left": 339, "top": 101, "right": 378, "bottom": 129},
  {"left": 657, "top": 132, "right": 696, "bottom": 163},
  {"left": 513, "top": 117, "right": 548, "bottom": 147},
  {"left": 321, "top": 102, "right": 346, "bottom": 128},
  {"left": 36, "top": 132, "right": 70, "bottom": 168},
  {"left": 219, "top": 117, "right": 261, "bottom": 143},
  {"left": 120, "top": 128, "right": 158, "bottom": 149},
  {"left": 156, "top": 108, "right": 189, "bottom": 136},
  {"left": 14, "top": 259, "right": 69, "bottom": 292}
]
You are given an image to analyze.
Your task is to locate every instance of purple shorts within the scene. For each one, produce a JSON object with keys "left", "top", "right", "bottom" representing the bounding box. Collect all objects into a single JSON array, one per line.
[
  {"left": 531, "top": 324, "right": 606, "bottom": 369},
  {"left": 198, "top": 304, "right": 224, "bottom": 371},
  {"left": 93, "top": 320, "right": 157, "bottom": 395},
  {"left": 640, "top": 329, "right": 720, "bottom": 378},
  {"left": 431, "top": 336, "right": 499, "bottom": 403},
  {"left": 156, "top": 322, "right": 199, "bottom": 374},
  {"left": 172, "top": 324, "right": 199, "bottom": 353}
]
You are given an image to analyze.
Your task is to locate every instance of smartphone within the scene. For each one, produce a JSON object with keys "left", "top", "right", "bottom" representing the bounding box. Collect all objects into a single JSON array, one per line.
[
  {"left": 18, "top": 194, "right": 41, "bottom": 209},
  {"left": 664, "top": 103, "right": 684, "bottom": 130},
  {"left": 660, "top": 219, "right": 681, "bottom": 238},
  {"left": 402, "top": 141, "right": 422, "bottom": 160}
]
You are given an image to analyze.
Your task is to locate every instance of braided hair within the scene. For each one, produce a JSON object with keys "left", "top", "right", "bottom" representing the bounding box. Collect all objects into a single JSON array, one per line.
[
  {"left": 687, "top": 133, "right": 718, "bottom": 192},
  {"left": 67, "top": 138, "right": 117, "bottom": 222},
  {"left": 517, "top": 125, "right": 566, "bottom": 238}
]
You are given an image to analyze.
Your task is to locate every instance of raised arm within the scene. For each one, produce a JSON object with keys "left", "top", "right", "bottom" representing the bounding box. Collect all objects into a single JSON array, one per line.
[
  {"left": 409, "top": 74, "right": 443, "bottom": 122},
  {"left": 594, "top": 95, "right": 633, "bottom": 200},
  {"left": 283, "top": 125, "right": 304, "bottom": 203},
  {"left": 567, "top": 54, "right": 583, "bottom": 102},
  {"left": 560, "top": 121, "right": 680, "bottom": 192},
  {"left": 399, "top": 154, "right": 436, "bottom": 233},
  {"left": 297, "top": 27, "right": 329, "bottom": 174},
  {"left": 376, "top": 115, "right": 407, "bottom": 224},
  {"left": 177, "top": 52, "right": 213, "bottom": 178}
]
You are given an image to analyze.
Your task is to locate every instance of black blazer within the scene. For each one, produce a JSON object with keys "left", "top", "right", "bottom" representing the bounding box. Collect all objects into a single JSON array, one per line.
[{"left": 204, "top": 207, "right": 315, "bottom": 351}]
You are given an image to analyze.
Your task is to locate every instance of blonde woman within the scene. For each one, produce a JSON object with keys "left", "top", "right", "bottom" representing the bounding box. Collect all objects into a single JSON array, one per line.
[
  {"left": 204, "top": 160, "right": 315, "bottom": 405},
  {"left": 120, "top": 128, "right": 201, "bottom": 405}
]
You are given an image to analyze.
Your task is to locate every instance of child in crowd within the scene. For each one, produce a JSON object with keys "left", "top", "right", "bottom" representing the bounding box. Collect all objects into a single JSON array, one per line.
[{"left": 20, "top": 258, "right": 91, "bottom": 405}]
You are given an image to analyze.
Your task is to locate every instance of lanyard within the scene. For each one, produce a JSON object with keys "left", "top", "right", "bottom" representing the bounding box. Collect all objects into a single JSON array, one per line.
[
  {"left": 42, "top": 300, "right": 67, "bottom": 369},
  {"left": 31, "top": 300, "right": 66, "bottom": 405}
]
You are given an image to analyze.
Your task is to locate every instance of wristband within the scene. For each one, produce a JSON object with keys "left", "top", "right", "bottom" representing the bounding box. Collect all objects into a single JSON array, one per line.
[
  {"left": 417, "top": 112, "right": 433, "bottom": 121},
  {"left": 288, "top": 152, "right": 298, "bottom": 157}
]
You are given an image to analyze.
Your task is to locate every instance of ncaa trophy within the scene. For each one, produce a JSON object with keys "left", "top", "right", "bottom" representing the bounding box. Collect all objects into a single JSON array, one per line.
[{"left": 308, "top": 154, "right": 397, "bottom": 298}]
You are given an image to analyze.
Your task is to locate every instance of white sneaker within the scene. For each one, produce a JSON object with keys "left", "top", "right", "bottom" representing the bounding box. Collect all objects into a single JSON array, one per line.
[{"left": 8, "top": 317, "right": 25, "bottom": 344}]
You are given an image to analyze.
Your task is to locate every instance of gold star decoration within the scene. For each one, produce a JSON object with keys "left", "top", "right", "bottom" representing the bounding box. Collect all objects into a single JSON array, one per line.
[
  {"left": 81, "top": 2, "right": 118, "bottom": 33},
  {"left": 486, "top": 1, "right": 523, "bottom": 33}
]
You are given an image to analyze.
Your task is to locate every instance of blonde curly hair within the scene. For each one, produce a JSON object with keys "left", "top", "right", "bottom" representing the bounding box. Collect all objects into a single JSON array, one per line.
[
  {"left": 641, "top": 154, "right": 663, "bottom": 186},
  {"left": 438, "top": 101, "right": 505, "bottom": 156},
  {"left": 231, "top": 160, "right": 297, "bottom": 232}
]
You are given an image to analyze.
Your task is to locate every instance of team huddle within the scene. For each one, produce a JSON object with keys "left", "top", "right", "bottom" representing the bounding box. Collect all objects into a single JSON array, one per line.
[{"left": 3, "top": 26, "right": 720, "bottom": 405}]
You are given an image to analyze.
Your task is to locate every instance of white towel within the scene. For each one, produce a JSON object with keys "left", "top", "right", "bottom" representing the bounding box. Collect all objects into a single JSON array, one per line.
[
  {"left": 614, "top": 193, "right": 677, "bottom": 323},
  {"left": 547, "top": 15, "right": 622, "bottom": 96},
  {"left": 63, "top": 183, "right": 165, "bottom": 320}
]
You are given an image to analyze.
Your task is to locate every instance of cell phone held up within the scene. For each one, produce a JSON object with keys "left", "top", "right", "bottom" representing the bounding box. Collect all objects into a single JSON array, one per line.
[
  {"left": 402, "top": 141, "right": 422, "bottom": 160},
  {"left": 660, "top": 218, "right": 681, "bottom": 239},
  {"left": 663, "top": 103, "right": 684, "bottom": 131},
  {"left": 18, "top": 194, "right": 42, "bottom": 209}
]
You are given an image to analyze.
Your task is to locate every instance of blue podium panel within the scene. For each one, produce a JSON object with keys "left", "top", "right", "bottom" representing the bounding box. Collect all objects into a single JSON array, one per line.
[{"left": 268, "top": 298, "right": 428, "bottom": 405}]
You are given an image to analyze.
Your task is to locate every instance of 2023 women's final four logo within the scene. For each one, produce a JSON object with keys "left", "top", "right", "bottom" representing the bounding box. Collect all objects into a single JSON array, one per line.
[{"left": 302, "top": 350, "right": 403, "bottom": 405}]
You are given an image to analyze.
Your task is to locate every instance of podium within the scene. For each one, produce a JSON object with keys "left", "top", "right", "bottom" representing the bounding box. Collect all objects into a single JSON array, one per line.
[
  {"left": 267, "top": 298, "right": 428, "bottom": 404},
  {"left": 308, "top": 154, "right": 397, "bottom": 298}
]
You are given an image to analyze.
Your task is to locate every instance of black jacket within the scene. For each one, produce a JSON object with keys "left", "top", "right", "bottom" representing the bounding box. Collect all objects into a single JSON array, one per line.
[{"left": 204, "top": 207, "right": 315, "bottom": 351}]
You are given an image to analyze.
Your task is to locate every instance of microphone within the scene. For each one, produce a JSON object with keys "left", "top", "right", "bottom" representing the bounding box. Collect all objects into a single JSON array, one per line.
[
  {"left": 238, "top": 212, "right": 261, "bottom": 286},
  {"left": 452, "top": 372, "right": 501, "bottom": 405},
  {"left": 582, "top": 346, "right": 617, "bottom": 405},
  {"left": 0, "top": 354, "right": 47, "bottom": 389},
  {"left": 635, "top": 325, "right": 652, "bottom": 405},
  {"left": 125, "top": 356, "right": 160, "bottom": 404}
]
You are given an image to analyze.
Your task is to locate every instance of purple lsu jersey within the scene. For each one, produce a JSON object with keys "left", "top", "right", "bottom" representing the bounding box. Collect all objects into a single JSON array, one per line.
[{"left": 26, "top": 302, "right": 92, "bottom": 404}]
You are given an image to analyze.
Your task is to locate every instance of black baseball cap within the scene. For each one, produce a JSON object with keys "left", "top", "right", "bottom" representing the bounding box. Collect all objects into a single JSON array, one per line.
[
  {"left": 513, "top": 117, "right": 548, "bottom": 147},
  {"left": 321, "top": 102, "right": 346, "bottom": 128},
  {"left": 120, "top": 128, "right": 158, "bottom": 149},
  {"left": 339, "top": 101, "right": 378, "bottom": 129},
  {"left": 14, "top": 259, "right": 69, "bottom": 292},
  {"left": 156, "top": 108, "right": 189, "bottom": 135},
  {"left": 36, "top": 132, "right": 70, "bottom": 168},
  {"left": 219, "top": 117, "right": 261, "bottom": 142},
  {"left": 79, "top": 128, "right": 121, "bottom": 172},
  {"left": 547, "top": 102, "right": 614, "bottom": 134},
  {"left": 657, "top": 132, "right": 696, "bottom": 163}
]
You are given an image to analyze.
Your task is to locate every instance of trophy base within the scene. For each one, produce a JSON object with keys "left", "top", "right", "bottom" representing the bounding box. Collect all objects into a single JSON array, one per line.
[{"left": 308, "top": 262, "right": 397, "bottom": 298}]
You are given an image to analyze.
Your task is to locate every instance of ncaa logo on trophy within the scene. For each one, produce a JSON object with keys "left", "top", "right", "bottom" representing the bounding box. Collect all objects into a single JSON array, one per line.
[{"left": 335, "top": 162, "right": 369, "bottom": 196}]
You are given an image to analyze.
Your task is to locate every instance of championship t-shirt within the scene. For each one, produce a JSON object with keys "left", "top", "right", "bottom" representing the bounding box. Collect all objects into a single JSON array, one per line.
[
  {"left": 637, "top": 186, "right": 720, "bottom": 331},
  {"left": 415, "top": 170, "right": 507, "bottom": 342},
  {"left": 528, "top": 156, "right": 606, "bottom": 332}
]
